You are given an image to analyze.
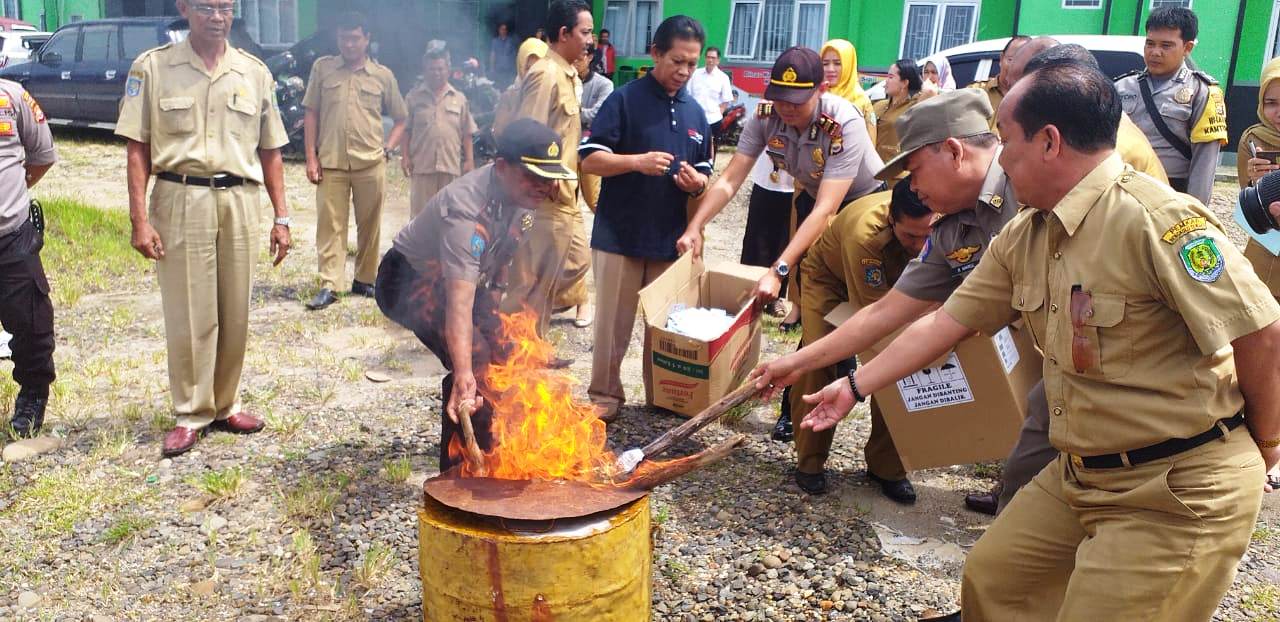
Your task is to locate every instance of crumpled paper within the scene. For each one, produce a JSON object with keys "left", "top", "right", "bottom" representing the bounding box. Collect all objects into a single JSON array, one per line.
[{"left": 666, "top": 305, "right": 735, "bottom": 341}]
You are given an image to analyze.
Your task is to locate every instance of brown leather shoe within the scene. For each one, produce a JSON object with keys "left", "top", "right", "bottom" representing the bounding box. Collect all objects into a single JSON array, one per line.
[
  {"left": 212, "top": 412, "right": 265, "bottom": 434},
  {"left": 964, "top": 491, "right": 998, "bottom": 516},
  {"left": 162, "top": 427, "right": 201, "bottom": 457}
]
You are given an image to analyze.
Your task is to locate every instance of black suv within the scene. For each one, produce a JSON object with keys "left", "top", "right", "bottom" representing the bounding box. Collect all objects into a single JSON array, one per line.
[{"left": 0, "top": 17, "right": 265, "bottom": 127}]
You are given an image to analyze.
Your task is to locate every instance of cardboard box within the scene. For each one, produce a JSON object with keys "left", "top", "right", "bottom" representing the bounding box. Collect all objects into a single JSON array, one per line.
[
  {"left": 828, "top": 302, "right": 1043, "bottom": 470},
  {"left": 638, "top": 253, "right": 768, "bottom": 416}
]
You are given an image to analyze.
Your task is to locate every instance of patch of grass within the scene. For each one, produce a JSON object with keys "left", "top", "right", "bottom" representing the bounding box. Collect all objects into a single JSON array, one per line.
[
  {"left": 90, "top": 426, "right": 137, "bottom": 459},
  {"left": 1252, "top": 524, "right": 1276, "bottom": 542},
  {"left": 39, "top": 197, "right": 149, "bottom": 307},
  {"left": 189, "top": 466, "right": 247, "bottom": 500},
  {"left": 339, "top": 358, "right": 363, "bottom": 383},
  {"left": 761, "top": 318, "right": 802, "bottom": 346},
  {"left": 9, "top": 467, "right": 145, "bottom": 534},
  {"left": 381, "top": 456, "right": 412, "bottom": 484},
  {"left": 1241, "top": 584, "right": 1279, "bottom": 618},
  {"left": 653, "top": 502, "right": 671, "bottom": 526},
  {"left": 352, "top": 541, "right": 395, "bottom": 590},
  {"left": 280, "top": 473, "right": 350, "bottom": 522},
  {"left": 287, "top": 530, "right": 324, "bottom": 599},
  {"left": 660, "top": 557, "right": 690, "bottom": 582},
  {"left": 972, "top": 462, "right": 1002, "bottom": 480},
  {"left": 265, "top": 408, "right": 308, "bottom": 438},
  {"left": 99, "top": 513, "right": 153, "bottom": 547},
  {"left": 148, "top": 409, "right": 176, "bottom": 434}
]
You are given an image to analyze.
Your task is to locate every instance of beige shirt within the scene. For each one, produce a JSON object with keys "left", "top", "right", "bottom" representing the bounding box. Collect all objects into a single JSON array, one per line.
[
  {"left": 115, "top": 39, "right": 288, "bottom": 184},
  {"left": 302, "top": 55, "right": 408, "bottom": 171},
  {"left": 516, "top": 49, "right": 581, "bottom": 207},
  {"left": 943, "top": 154, "right": 1280, "bottom": 456},
  {"left": 0, "top": 80, "right": 55, "bottom": 236},
  {"left": 405, "top": 81, "right": 477, "bottom": 176}
]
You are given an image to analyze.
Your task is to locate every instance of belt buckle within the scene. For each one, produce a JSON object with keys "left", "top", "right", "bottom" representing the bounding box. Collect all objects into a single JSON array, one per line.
[
  {"left": 1070, "top": 454, "right": 1084, "bottom": 468},
  {"left": 210, "top": 173, "right": 228, "bottom": 190}
]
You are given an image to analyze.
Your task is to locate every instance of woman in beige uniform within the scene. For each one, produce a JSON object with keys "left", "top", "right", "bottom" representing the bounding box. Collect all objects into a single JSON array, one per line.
[
  {"left": 1239, "top": 56, "right": 1280, "bottom": 299},
  {"left": 872, "top": 59, "right": 923, "bottom": 187}
]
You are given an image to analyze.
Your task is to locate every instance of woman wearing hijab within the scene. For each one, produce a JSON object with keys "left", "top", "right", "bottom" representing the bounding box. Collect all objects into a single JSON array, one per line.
[
  {"left": 821, "top": 39, "right": 876, "bottom": 143},
  {"left": 872, "top": 59, "right": 923, "bottom": 184},
  {"left": 920, "top": 54, "right": 955, "bottom": 99},
  {"left": 1238, "top": 55, "right": 1280, "bottom": 299},
  {"left": 492, "top": 37, "right": 548, "bottom": 135}
]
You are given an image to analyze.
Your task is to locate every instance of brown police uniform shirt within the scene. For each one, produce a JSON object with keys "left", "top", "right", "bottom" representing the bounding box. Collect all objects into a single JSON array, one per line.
[
  {"left": 302, "top": 55, "right": 408, "bottom": 171},
  {"left": 966, "top": 78, "right": 1002, "bottom": 133},
  {"left": 894, "top": 157, "right": 1018, "bottom": 302},
  {"left": 872, "top": 95, "right": 919, "bottom": 165},
  {"left": 0, "top": 80, "right": 55, "bottom": 236},
  {"left": 115, "top": 39, "right": 289, "bottom": 183},
  {"left": 738, "top": 93, "right": 884, "bottom": 202},
  {"left": 943, "top": 154, "right": 1280, "bottom": 456},
  {"left": 802, "top": 191, "right": 911, "bottom": 310},
  {"left": 516, "top": 50, "right": 581, "bottom": 206},
  {"left": 405, "top": 81, "right": 477, "bottom": 176}
]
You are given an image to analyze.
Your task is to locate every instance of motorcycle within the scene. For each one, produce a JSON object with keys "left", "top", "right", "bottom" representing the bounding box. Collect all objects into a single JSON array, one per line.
[
  {"left": 450, "top": 57, "right": 502, "bottom": 166},
  {"left": 715, "top": 95, "right": 746, "bottom": 148},
  {"left": 265, "top": 32, "right": 338, "bottom": 157}
]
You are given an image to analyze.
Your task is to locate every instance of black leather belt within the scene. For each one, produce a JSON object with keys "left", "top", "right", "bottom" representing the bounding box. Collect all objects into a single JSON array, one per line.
[
  {"left": 1070, "top": 413, "right": 1245, "bottom": 469},
  {"left": 157, "top": 171, "right": 246, "bottom": 189}
]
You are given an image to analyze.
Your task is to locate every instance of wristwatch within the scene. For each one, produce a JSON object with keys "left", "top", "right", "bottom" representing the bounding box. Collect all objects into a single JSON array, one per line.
[
  {"left": 773, "top": 261, "right": 790, "bottom": 278},
  {"left": 847, "top": 368, "right": 867, "bottom": 403},
  {"left": 274, "top": 216, "right": 292, "bottom": 228}
]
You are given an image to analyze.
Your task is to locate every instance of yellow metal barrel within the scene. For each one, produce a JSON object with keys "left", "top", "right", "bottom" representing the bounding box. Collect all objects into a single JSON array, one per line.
[{"left": 419, "top": 494, "right": 652, "bottom": 622}]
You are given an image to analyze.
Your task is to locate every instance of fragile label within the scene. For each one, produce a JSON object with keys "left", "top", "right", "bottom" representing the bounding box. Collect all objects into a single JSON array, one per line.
[
  {"left": 896, "top": 353, "right": 974, "bottom": 412},
  {"left": 992, "top": 327, "right": 1020, "bottom": 373}
]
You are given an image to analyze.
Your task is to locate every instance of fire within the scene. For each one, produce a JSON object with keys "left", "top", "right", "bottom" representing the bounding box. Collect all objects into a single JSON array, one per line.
[{"left": 450, "top": 310, "right": 615, "bottom": 481}]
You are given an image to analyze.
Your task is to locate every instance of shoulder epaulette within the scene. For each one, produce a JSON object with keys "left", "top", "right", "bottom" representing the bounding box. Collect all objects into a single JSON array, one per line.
[
  {"left": 815, "top": 113, "right": 842, "bottom": 139},
  {"left": 135, "top": 42, "right": 174, "bottom": 62},
  {"left": 756, "top": 102, "right": 773, "bottom": 118},
  {"left": 1190, "top": 69, "right": 1219, "bottom": 86},
  {"left": 1113, "top": 69, "right": 1143, "bottom": 82}
]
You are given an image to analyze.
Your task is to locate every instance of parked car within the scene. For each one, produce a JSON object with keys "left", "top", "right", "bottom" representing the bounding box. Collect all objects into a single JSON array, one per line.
[
  {"left": 0, "top": 18, "right": 37, "bottom": 32},
  {"left": 0, "top": 17, "right": 265, "bottom": 127},
  {"left": 864, "top": 35, "right": 1164, "bottom": 102},
  {"left": 0, "top": 31, "right": 49, "bottom": 69}
]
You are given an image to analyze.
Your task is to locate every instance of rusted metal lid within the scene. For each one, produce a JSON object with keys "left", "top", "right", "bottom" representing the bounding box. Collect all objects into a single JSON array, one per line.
[{"left": 423, "top": 472, "right": 647, "bottom": 521}]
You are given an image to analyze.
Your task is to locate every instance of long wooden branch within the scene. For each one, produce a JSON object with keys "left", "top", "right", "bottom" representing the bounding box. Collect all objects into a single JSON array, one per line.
[{"left": 639, "top": 382, "right": 759, "bottom": 460}]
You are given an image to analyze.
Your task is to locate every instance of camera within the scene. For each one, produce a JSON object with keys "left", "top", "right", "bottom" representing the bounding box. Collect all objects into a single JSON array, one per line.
[{"left": 1239, "top": 169, "right": 1280, "bottom": 234}]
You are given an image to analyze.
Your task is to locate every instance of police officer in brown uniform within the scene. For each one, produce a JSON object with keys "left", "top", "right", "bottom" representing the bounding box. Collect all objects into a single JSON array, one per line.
[
  {"left": 787, "top": 181, "right": 933, "bottom": 497},
  {"left": 751, "top": 89, "right": 1020, "bottom": 500},
  {"left": 500, "top": 0, "right": 592, "bottom": 338},
  {"left": 303, "top": 11, "right": 408, "bottom": 310},
  {"left": 805, "top": 62, "right": 1280, "bottom": 622},
  {"left": 0, "top": 79, "right": 56, "bottom": 438},
  {"left": 376, "top": 119, "right": 574, "bottom": 470},
  {"left": 117, "top": 0, "right": 291, "bottom": 456},
  {"left": 402, "top": 46, "right": 477, "bottom": 218},
  {"left": 966, "top": 35, "right": 1029, "bottom": 128}
]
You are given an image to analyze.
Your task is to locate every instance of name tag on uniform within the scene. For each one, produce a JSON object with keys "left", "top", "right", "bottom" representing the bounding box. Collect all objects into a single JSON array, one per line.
[{"left": 0, "top": 121, "right": 15, "bottom": 136}]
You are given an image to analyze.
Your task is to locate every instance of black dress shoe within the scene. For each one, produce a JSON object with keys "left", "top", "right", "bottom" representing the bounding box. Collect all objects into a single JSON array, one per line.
[
  {"left": 919, "top": 611, "right": 960, "bottom": 621},
  {"left": 794, "top": 470, "right": 828, "bottom": 495},
  {"left": 868, "top": 471, "right": 917, "bottom": 504},
  {"left": 964, "top": 491, "right": 998, "bottom": 516},
  {"left": 351, "top": 280, "right": 376, "bottom": 298},
  {"left": 306, "top": 288, "right": 338, "bottom": 310},
  {"left": 770, "top": 409, "right": 793, "bottom": 442},
  {"left": 10, "top": 393, "right": 47, "bottom": 438}
]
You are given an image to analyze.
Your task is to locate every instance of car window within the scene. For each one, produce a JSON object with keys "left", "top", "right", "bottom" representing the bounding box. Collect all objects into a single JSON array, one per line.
[
  {"left": 1093, "top": 51, "right": 1145, "bottom": 80},
  {"left": 39, "top": 28, "right": 76, "bottom": 63},
  {"left": 22, "top": 37, "right": 49, "bottom": 52},
  {"left": 948, "top": 58, "right": 983, "bottom": 88},
  {"left": 80, "top": 24, "right": 118, "bottom": 62},
  {"left": 122, "top": 24, "right": 157, "bottom": 60}
]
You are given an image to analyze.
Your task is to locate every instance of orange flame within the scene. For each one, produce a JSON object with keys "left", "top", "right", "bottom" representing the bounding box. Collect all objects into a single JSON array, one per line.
[{"left": 450, "top": 310, "right": 615, "bottom": 481}]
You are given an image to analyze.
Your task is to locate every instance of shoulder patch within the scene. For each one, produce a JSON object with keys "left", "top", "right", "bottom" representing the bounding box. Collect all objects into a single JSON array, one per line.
[
  {"left": 1179, "top": 236, "right": 1223, "bottom": 283},
  {"left": 470, "top": 229, "right": 488, "bottom": 258},
  {"left": 1190, "top": 85, "right": 1228, "bottom": 145},
  {"left": 21, "top": 91, "right": 43, "bottom": 123},
  {"left": 815, "top": 113, "right": 842, "bottom": 139},
  {"left": 126, "top": 71, "right": 144, "bottom": 97},
  {"left": 920, "top": 237, "right": 932, "bottom": 260},
  {"left": 756, "top": 102, "right": 773, "bottom": 118},
  {"left": 863, "top": 259, "right": 885, "bottom": 288},
  {"left": 1161, "top": 216, "right": 1208, "bottom": 244}
]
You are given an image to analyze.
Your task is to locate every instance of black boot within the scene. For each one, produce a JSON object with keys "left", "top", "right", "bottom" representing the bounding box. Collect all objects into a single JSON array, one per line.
[
  {"left": 771, "top": 386, "right": 793, "bottom": 442},
  {"left": 11, "top": 392, "right": 47, "bottom": 438}
]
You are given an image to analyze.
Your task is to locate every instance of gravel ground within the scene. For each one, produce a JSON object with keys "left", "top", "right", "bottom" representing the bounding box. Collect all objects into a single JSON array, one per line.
[{"left": 0, "top": 131, "right": 1275, "bottom": 621}]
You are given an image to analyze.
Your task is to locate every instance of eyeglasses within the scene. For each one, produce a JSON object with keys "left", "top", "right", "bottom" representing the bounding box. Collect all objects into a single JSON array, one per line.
[{"left": 191, "top": 3, "right": 235, "bottom": 16}]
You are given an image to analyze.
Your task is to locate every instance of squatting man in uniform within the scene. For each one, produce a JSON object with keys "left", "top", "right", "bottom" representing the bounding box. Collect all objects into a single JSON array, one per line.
[
  {"left": 803, "top": 62, "right": 1280, "bottom": 621},
  {"left": 0, "top": 75, "right": 56, "bottom": 438},
  {"left": 117, "top": 0, "right": 291, "bottom": 457},
  {"left": 375, "top": 119, "right": 574, "bottom": 471}
]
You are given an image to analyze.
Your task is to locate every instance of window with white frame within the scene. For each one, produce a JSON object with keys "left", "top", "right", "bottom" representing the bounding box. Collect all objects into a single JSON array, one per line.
[
  {"left": 1063, "top": 0, "right": 1102, "bottom": 8},
  {"left": 1150, "top": 0, "right": 1191, "bottom": 8},
  {"left": 725, "top": 0, "right": 829, "bottom": 62},
  {"left": 0, "top": 0, "right": 17, "bottom": 19},
  {"left": 238, "top": 0, "right": 299, "bottom": 46},
  {"left": 1269, "top": 0, "right": 1280, "bottom": 62},
  {"left": 901, "top": 1, "right": 978, "bottom": 60},
  {"left": 603, "top": 0, "right": 661, "bottom": 57}
]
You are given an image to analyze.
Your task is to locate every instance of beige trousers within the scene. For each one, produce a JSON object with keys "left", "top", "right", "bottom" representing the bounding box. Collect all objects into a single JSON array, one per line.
[
  {"left": 409, "top": 172, "right": 455, "bottom": 220},
  {"left": 150, "top": 180, "right": 257, "bottom": 429},
  {"left": 500, "top": 198, "right": 576, "bottom": 335},
  {"left": 316, "top": 161, "right": 384, "bottom": 289},
  {"left": 587, "top": 250, "right": 673, "bottom": 414},
  {"left": 553, "top": 206, "right": 591, "bottom": 309}
]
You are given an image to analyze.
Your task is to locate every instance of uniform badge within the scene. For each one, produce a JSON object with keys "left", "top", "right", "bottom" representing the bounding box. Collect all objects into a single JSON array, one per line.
[
  {"left": 0, "top": 96, "right": 10, "bottom": 109},
  {"left": 1179, "top": 236, "right": 1223, "bottom": 283},
  {"left": 470, "top": 231, "right": 487, "bottom": 258},
  {"left": 547, "top": 142, "right": 560, "bottom": 158},
  {"left": 946, "top": 244, "right": 982, "bottom": 264},
  {"left": 811, "top": 148, "right": 825, "bottom": 168},
  {"left": 781, "top": 67, "right": 798, "bottom": 83},
  {"left": 830, "top": 137, "right": 843, "bottom": 155},
  {"left": 808, "top": 125, "right": 819, "bottom": 141},
  {"left": 520, "top": 213, "right": 534, "bottom": 232},
  {"left": 990, "top": 195, "right": 1004, "bottom": 208},
  {"left": 768, "top": 135, "right": 786, "bottom": 150},
  {"left": 0, "top": 121, "right": 14, "bottom": 137},
  {"left": 21, "top": 91, "right": 43, "bottom": 124},
  {"left": 864, "top": 265, "right": 885, "bottom": 288},
  {"left": 1174, "top": 86, "right": 1193, "bottom": 105},
  {"left": 687, "top": 128, "right": 704, "bottom": 145},
  {"left": 1161, "top": 216, "right": 1208, "bottom": 244},
  {"left": 126, "top": 71, "right": 144, "bottom": 97}
]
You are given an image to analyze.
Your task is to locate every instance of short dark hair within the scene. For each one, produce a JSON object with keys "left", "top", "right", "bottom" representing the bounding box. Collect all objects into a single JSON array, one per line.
[
  {"left": 1002, "top": 35, "right": 1031, "bottom": 56},
  {"left": 600, "top": 29, "right": 610, "bottom": 36},
  {"left": 893, "top": 58, "right": 924, "bottom": 96},
  {"left": 546, "top": 0, "right": 591, "bottom": 43},
  {"left": 335, "top": 11, "right": 368, "bottom": 36},
  {"left": 1012, "top": 63, "right": 1119, "bottom": 153},
  {"left": 652, "top": 15, "right": 705, "bottom": 55},
  {"left": 1146, "top": 7, "right": 1198, "bottom": 42},
  {"left": 423, "top": 46, "right": 449, "bottom": 65},
  {"left": 1024, "top": 43, "right": 1098, "bottom": 75},
  {"left": 890, "top": 177, "right": 930, "bottom": 221},
  {"left": 705, "top": 46, "right": 721, "bottom": 57}
]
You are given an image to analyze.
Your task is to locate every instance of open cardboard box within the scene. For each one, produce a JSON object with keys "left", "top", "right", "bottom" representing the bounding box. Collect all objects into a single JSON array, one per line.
[
  {"left": 638, "top": 253, "right": 768, "bottom": 417},
  {"left": 825, "top": 303, "right": 1044, "bottom": 471}
]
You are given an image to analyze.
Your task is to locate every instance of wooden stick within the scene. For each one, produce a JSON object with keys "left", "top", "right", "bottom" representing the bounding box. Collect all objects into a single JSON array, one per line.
[
  {"left": 457, "top": 401, "right": 488, "bottom": 477},
  {"left": 638, "top": 382, "right": 759, "bottom": 460},
  {"left": 617, "top": 434, "right": 747, "bottom": 490}
]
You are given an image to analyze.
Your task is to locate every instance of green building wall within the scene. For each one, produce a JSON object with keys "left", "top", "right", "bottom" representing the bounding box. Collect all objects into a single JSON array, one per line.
[{"left": 20, "top": 0, "right": 102, "bottom": 30}]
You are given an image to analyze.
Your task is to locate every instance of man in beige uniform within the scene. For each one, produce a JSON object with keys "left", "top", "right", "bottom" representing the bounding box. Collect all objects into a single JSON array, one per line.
[
  {"left": 118, "top": 0, "right": 291, "bottom": 457},
  {"left": 402, "top": 46, "right": 476, "bottom": 218},
  {"left": 803, "top": 62, "right": 1280, "bottom": 621},
  {"left": 499, "top": 0, "right": 592, "bottom": 338},
  {"left": 303, "top": 11, "right": 408, "bottom": 310}
]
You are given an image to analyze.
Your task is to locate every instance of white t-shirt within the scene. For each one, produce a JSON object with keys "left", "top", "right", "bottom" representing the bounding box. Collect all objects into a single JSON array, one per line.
[{"left": 687, "top": 66, "right": 734, "bottom": 125}]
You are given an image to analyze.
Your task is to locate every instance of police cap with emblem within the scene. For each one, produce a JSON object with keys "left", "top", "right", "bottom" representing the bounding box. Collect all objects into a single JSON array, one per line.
[
  {"left": 764, "top": 46, "right": 823, "bottom": 105},
  {"left": 497, "top": 118, "right": 577, "bottom": 180},
  {"left": 875, "top": 89, "right": 994, "bottom": 180}
]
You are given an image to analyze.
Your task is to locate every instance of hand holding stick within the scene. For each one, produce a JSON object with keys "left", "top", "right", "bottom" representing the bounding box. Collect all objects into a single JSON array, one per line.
[{"left": 458, "top": 400, "right": 488, "bottom": 477}]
